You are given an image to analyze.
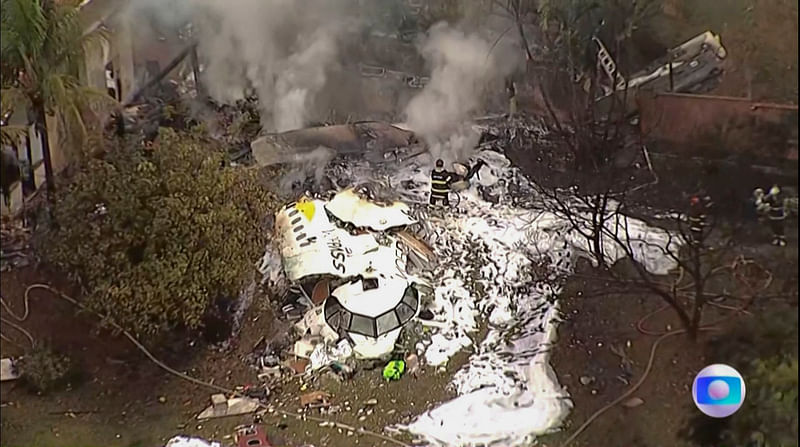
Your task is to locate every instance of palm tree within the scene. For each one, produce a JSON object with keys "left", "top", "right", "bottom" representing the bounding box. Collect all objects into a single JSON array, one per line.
[{"left": 1, "top": 0, "right": 112, "bottom": 202}]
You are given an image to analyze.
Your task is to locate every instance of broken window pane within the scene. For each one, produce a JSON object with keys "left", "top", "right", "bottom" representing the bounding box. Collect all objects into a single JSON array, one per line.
[
  {"left": 324, "top": 297, "right": 343, "bottom": 329},
  {"left": 339, "top": 310, "right": 352, "bottom": 329},
  {"left": 349, "top": 314, "right": 376, "bottom": 337},
  {"left": 401, "top": 286, "right": 419, "bottom": 311},
  {"left": 375, "top": 311, "right": 400, "bottom": 335},
  {"left": 327, "top": 312, "right": 341, "bottom": 330},
  {"left": 395, "top": 302, "right": 415, "bottom": 323}
]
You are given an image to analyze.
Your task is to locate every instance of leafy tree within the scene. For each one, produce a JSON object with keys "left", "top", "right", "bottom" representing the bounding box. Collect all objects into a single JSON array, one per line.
[
  {"left": 1, "top": 0, "right": 113, "bottom": 200},
  {"left": 39, "top": 128, "right": 277, "bottom": 339}
]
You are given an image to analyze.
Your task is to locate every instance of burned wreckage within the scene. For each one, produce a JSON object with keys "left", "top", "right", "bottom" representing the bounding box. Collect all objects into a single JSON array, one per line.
[{"left": 273, "top": 183, "right": 434, "bottom": 360}]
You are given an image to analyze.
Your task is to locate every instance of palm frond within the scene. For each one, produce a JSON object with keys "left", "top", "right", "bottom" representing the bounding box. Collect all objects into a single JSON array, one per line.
[
  {"left": 1, "top": 123, "right": 28, "bottom": 147},
  {"left": 1, "top": 86, "right": 29, "bottom": 115},
  {"left": 3, "top": 0, "right": 115, "bottom": 163}
]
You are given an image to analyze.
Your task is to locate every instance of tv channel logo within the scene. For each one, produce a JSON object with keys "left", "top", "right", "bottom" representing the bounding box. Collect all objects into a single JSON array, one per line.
[{"left": 692, "top": 364, "right": 746, "bottom": 418}]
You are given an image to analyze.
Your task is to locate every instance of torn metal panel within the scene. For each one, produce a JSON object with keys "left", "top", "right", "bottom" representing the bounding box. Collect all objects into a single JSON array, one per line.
[
  {"left": 197, "top": 396, "right": 260, "bottom": 420},
  {"left": 276, "top": 196, "right": 410, "bottom": 281},
  {"left": 395, "top": 230, "right": 435, "bottom": 269},
  {"left": 324, "top": 186, "right": 417, "bottom": 231},
  {"left": 1, "top": 358, "right": 19, "bottom": 382},
  {"left": 250, "top": 121, "right": 419, "bottom": 167}
]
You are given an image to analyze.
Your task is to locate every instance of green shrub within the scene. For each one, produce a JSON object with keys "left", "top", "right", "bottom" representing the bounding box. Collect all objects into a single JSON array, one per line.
[
  {"left": 733, "top": 357, "right": 798, "bottom": 447},
  {"left": 40, "top": 128, "right": 277, "bottom": 339},
  {"left": 18, "top": 345, "right": 74, "bottom": 393},
  {"left": 684, "top": 307, "right": 798, "bottom": 447}
]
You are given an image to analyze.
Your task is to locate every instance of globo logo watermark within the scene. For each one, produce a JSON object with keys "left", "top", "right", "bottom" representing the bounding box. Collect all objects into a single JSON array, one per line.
[{"left": 692, "top": 364, "right": 746, "bottom": 418}]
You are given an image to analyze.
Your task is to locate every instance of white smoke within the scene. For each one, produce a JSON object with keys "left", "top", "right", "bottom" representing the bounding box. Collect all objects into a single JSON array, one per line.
[
  {"left": 404, "top": 22, "right": 520, "bottom": 163},
  {"left": 122, "top": 0, "right": 355, "bottom": 132}
]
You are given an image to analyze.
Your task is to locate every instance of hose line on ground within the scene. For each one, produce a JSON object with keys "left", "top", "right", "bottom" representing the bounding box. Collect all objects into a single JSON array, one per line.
[
  {"left": 5, "top": 283, "right": 411, "bottom": 447},
  {"left": 558, "top": 256, "right": 773, "bottom": 447}
]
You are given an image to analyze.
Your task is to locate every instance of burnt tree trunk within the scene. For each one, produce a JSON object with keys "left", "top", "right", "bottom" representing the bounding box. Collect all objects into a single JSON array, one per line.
[{"left": 688, "top": 248, "right": 706, "bottom": 341}]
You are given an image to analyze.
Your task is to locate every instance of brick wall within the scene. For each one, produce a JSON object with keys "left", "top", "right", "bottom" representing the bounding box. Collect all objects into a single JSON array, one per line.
[{"left": 638, "top": 92, "right": 798, "bottom": 161}]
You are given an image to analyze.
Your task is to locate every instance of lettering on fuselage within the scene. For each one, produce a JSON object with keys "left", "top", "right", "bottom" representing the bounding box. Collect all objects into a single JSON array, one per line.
[{"left": 322, "top": 229, "right": 352, "bottom": 274}]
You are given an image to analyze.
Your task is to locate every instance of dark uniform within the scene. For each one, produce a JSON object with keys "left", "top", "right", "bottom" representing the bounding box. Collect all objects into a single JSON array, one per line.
[
  {"left": 506, "top": 79, "right": 517, "bottom": 117},
  {"left": 764, "top": 187, "right": 786, "bottom": 246},
  {"left": 687, "top": 195, "right": 712, "bottom": 246},
  {"left": 430, "top": 160, "right": 453, "bottom": 206}
]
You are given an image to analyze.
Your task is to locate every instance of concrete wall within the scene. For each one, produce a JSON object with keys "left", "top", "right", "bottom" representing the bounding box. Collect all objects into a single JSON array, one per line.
[
  {"left": 638, "top": 92, "right": 799, "bottom": 161},
  {"left": 2, "top": 1, "right": 130, "bottom": 218},
  {"left": 1, "top": 119, "right": 53, "bottom": 217}
]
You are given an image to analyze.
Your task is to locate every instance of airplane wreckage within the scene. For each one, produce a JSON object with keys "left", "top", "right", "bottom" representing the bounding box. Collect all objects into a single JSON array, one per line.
[{"left": 272, "top": 183, "right": 437, "bottom": 361}]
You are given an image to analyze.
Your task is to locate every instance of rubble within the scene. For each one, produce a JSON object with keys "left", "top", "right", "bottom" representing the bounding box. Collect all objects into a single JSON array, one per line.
[
  {"left": 234, "top": 424, "right": 273, "bottom": 447},
  {"left": 309, "top": 339, "right": 353, "bottom": 371},
  {"left": 285, "top": 359, "right": 310, "bottom": 375},
  {"left": 269, "top": 187, "right": 430, "bottom": 360},
  {"left": 250, "top": 121, "right": 420, "bottom": 167},
  {"left": 1, "top": 358, "right": 20, "bottom": 382},
  {"left": 246, "top": 113, "right": 683, "bottom": 445},
  {"left": 1, "top": 221, "right": 34, "bottom": 271},
  {"left": 165, "top": 436, "right": 221, "bottom": 447},
  {"left": 300, "top": 391, "right": 332, "bottom": 408},
  {"left": 196, "top": 394, "right": 260, "bottom": 420}
]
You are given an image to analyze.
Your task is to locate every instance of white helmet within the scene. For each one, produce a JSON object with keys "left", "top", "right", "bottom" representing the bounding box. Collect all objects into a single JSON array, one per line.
[{"left": 769, "top": 185, "right": 780, "bottom": 196}]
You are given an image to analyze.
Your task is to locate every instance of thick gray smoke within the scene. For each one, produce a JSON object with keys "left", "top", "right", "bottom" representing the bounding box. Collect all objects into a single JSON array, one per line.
[
  {"left": 123, "top": 0, "right": 356, "bottom": 132},
  {"left": 404, "top": 22, "right": 519, "bottom": 163}
]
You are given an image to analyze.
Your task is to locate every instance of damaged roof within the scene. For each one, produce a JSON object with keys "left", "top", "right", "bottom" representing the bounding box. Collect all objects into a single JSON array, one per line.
[{"left": 251, "top": 121, "right": 419, "bottom": 166}]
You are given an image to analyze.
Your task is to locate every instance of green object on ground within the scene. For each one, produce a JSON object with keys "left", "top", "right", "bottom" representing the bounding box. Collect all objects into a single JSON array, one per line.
[{"left": 382, "top": 360, "right": 406, "bottom": 381}]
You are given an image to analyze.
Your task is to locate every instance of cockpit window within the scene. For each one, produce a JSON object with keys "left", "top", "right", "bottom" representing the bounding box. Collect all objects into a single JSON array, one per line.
[
  {"left": 349, "top": 314, "right": 377, "bottom": 337},
  {"left": 323, "top": 284, "right": 420, "bottom": 338},
  {"left": 375, "top": 311, "right": 400, "bottom": 335}
]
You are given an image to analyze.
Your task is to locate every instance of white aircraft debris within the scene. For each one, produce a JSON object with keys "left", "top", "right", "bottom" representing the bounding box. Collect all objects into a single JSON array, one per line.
[
  {"left": 196, "top": 394, "right": 260, "bottom": 420},
  {"left": 1, "top": 358, "right": 19, "bottom": 382},
  {"left": 272, "top": 187, "right": 429, "bottom": 360},
  {"left": 325, "top": 185, "right": 416, "bottom": 231},
  {"left": 165, "top": 436, "right": 221, "bottom": 447}
]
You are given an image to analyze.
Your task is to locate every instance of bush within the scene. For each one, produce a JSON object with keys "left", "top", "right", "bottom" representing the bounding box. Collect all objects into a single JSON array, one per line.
[
  {"left": 683, "top": 307, "right": 798, "bottom": 447},
  {"left": 733, "top": 357, "right": 798, "bottom": 447},
  {"left": 18, "top": 345, "right": 74, "bottom": 393},
  {"left": 40, "top": 128, "right": 277, "bottom": 339}
]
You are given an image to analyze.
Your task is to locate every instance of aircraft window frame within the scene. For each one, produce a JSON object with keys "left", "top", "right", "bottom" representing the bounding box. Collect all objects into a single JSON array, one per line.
[{"left": 323, "top": 284, "right": 420, "bottom": 338}]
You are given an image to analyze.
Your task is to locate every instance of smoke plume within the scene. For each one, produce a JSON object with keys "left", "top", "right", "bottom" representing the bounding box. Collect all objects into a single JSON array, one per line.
[
  {"left": 122, "top": 0, "right": 356, "bottom": 132},
  {"left": 404, "top": 22, "right": 519, "bottom": 163}
]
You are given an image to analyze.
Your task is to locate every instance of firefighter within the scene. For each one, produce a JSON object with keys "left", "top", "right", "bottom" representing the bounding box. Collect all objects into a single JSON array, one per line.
[
  {"left": 687, "top": 194, "right": 712, "bottom": 246},
  {"left": 430, "top": 159, "right": 453, "bottom": 207},
  {"left": 763, "top": 185, "right": 787, "bottom": 246},
  {"left": 506, "top": 78, "right": 518, "bottom": 117},
  {"left": 753, "top": 188, "right": 768, "bottom": 216}
]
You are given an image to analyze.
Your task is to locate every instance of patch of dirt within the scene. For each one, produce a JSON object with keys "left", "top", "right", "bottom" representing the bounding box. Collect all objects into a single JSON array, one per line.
[
  {"left": 541, "top": 227, "right": 798, "bottom": 447},
  {"left": 0, "top": 263, "right": 471, "bottom": 447}
]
